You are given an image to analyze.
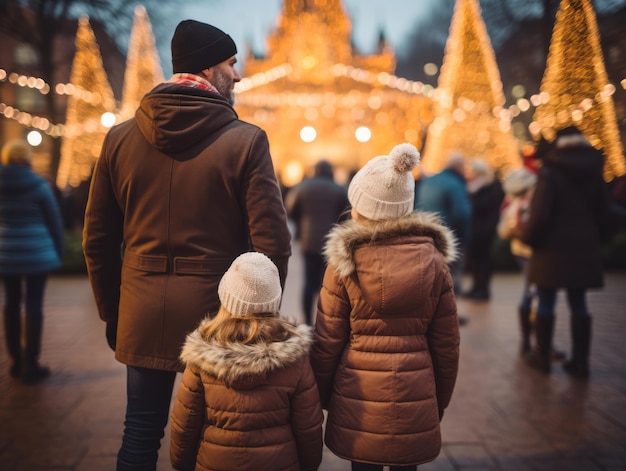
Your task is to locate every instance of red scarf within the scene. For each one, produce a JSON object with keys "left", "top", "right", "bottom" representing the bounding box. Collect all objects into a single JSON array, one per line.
[{"left": 165, "top": 73, "right": 221, "bottom": 96}]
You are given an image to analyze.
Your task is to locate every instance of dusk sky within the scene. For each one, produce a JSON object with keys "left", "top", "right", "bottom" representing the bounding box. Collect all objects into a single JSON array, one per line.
[{"left": 160, "top": 0, "right": 437, "bottom": 76}]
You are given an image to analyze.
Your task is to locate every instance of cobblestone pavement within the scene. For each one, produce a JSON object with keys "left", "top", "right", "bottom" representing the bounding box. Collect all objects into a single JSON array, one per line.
[{"left": 1, "top": 245, "right": 625, "bottom": 470}]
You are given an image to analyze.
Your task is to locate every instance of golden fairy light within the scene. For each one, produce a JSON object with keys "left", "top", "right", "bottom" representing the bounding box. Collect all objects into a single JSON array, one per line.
[
  {"left": 421, "top": 0, "right": 520, "bottom": 176},
  {"left": 532, "top": 0, "right": 625, "bottom": 181}
]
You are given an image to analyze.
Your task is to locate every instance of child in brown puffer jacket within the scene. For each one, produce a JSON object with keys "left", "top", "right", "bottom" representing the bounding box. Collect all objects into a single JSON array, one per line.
[
  {"left": 170, "top": 252, "right": 323, "bottom": 471},
  {"left": 311, "top": 143, "right": 460, "bottom": 471}
]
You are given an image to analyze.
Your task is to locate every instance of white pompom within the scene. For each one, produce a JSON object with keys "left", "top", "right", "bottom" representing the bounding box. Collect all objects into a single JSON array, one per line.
[{"left": 389, "top": 143, "right": 420, "bottom": 173}]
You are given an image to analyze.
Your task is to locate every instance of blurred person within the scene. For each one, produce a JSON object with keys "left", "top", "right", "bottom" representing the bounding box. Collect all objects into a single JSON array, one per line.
[
  {"left": 285, "top": 160, "right": 349, "bottom": 324},
  {"left": 498, "top": 167, "right": 538, "bottom": 354},
  {"left": 498, "top": 165, "right": 567, "bottom": 360},
  {"left": 519, "top": 126, "right": 612, "bottom": 378},
  {"left": 311, "top": 143, "right": 460, "bottom": 471},
  {"left": 82, "top": 19, "right": 291, "bottom": 470},
  {"left": 170, "top": 252, "right": 323, "bottom": 471},
  {"left": 0, "top": 139, "right": 64, "bottom": 383},
  {"left": 464, "top": 159, "right": 504, "bottom": 301},
  {"left": 416, "top": 154, "right": 471, "bottom": 325}
]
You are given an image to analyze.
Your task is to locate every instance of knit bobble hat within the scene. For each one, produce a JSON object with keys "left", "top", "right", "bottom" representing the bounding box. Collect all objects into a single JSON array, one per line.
[
  {"left": 218, "top": 252, "right": 282, "bottom": 317},
  {"left": 171, "top": 20, "right": 237, "bottom": 74},
  {"left": 348, "top": 143, "right": 420, "bottom": 220}
]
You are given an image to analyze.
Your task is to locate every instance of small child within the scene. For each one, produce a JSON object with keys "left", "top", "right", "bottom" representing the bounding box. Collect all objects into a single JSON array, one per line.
[
  {"left": 170, "top": 252, "right": 323, "bottom": 471},
  {"left": 311, "top": 143, "right": 461, "bottom": 471}
]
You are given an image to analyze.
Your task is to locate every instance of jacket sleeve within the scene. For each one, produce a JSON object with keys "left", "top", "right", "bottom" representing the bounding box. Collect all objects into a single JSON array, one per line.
[
  {"left": 427, "top": 261, "right": 460, "bottom": 412},
  {"left": 241, "top": 129, "right": 292, "bottom": 287},
  {"left": 82, "top": 134, "right": 124, "bottom": 324},
  {"left": 310, "top": 266, "right": 351, "bottom": 408},
  {"left": 170, "top": 366, "right": 206, "bottom": 471},
  {"left": 290, "top": 359, "right": 324, "bottom": 471}
]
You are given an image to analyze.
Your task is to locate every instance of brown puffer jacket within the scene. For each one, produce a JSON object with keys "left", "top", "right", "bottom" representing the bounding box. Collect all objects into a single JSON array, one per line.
[
  {"left": 311, "top": 211, "right": 460, "bottom": 466},
  {"left": 83, "top": 83, "right": 291, "bottom": 371},
  {"left": 170, "top": 319, "right": 323, "bottom": 471}
]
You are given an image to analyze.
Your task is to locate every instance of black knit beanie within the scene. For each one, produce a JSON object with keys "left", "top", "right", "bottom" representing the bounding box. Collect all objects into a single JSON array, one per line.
[{"left": 171, "top": 20, "right": 237, "bottom": 74}]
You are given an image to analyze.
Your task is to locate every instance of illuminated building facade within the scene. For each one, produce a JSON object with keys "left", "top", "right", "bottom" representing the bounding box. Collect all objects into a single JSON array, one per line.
[{"left": 234, "top": 0, "right": 433, "bottom": 185}]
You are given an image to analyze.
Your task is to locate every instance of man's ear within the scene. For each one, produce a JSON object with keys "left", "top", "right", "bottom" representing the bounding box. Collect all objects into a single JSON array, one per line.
[{"left": 200, "top": 68, "right": 213, "bottom": 81}]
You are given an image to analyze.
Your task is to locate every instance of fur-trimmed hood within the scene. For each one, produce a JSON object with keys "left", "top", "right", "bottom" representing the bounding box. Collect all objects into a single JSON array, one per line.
[
  {"left": 180, "top": 319, "right": 313, "bottom": 387},
  {"left": 324, "top": 211, "right": 458, "bottom": 279}
]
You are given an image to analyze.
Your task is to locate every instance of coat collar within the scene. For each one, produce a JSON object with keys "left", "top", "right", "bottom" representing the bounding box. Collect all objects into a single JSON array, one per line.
[
  {"left": 324, "top": 211, "right": 458, "bottom": 278},
  {"left": 180, "top": 320, "right": 313, "bottom": 384}
]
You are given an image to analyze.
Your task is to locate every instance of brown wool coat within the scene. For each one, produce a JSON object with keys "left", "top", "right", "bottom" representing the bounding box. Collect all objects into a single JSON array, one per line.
[
  {"left": 83, "top": 83, "right": 291, "bottom": 371},
  {"left": 311, "top": 212, "right": 461, "bottom": 466},
  {"left": 170, "top": 321, "right": 323, "bottom": 471}
]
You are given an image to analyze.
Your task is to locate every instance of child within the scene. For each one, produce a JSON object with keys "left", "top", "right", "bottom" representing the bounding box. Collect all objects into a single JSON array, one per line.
[
  {"left": 311, "top": 143, "right": 461, "bottom": 471},
  {"left": 170, "top": 252, "right": 323, "bottom": 471}
]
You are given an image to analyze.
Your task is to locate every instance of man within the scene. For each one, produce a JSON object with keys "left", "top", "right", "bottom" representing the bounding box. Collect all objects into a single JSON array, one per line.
[
  {"left": 83, "top": 20, "right": 291, "bottom": 470},
  {"left": 285, "top": 160, "right": 349, "bottom": 324},
  {"left": 416, "top": 154, "right": 472, "bottom": 323}
]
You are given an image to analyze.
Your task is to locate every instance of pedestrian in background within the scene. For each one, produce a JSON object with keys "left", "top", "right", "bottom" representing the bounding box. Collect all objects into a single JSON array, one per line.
[
  {"left": 170, "top": 252, "right": 323, "bottom": 471},
  {"left": 0, "top": 139, "right": 64, "bottom": 383},
  {"left": 464, "top": 159, "right": 504, "bottom": 301},
  {"left": 311, "top": 143, "right": 460, "bottom": 471},
  {"left": 498, "top": 166, "right": 538, "bottom": 354},
  {"left": 520, "top": 126, "right": 612, "bottom": 378},
  {"left": 285, "top": 159, "right": 349, "bottom": 325},
  {"left": 83, "top": 19, "right": 291, "bottom": 470}
]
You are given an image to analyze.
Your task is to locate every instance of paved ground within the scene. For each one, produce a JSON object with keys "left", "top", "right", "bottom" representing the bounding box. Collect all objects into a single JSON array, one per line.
[{"left": 1, "top": 243, "right": 626, "bottom": 471}]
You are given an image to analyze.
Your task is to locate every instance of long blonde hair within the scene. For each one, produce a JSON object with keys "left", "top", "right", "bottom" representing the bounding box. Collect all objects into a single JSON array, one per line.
[{"left": 198, "top": 306, "right": 299, "bottom": 345}]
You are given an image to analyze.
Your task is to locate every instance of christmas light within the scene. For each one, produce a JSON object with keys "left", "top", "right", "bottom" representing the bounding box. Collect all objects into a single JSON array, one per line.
[
  {"left": 56, "top": 15, "right": 116, "bottom": 189},
  {"left": 421, "top": 0, "right": 520, "bottom": 176},
  {"left": 533, "top": 0, "right": 625, "bottom": 181}
]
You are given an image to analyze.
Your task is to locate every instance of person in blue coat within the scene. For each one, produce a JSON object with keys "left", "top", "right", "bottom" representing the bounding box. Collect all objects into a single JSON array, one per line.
[
  {"left": 416, "top": 154, "right": 472, "bottom": 296},
  {"left": 0, "top": 139, "right": 64, "bottom": 383}
]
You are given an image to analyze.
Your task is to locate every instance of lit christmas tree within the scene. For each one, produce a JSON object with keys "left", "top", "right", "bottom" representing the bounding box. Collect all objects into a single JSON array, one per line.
[
  {"left": 56, "top": 15, "right": 116, "bottom": 189},
  {"left": 421, "top": 0, "right": 520, "bottom": 175},
  {"left": 120, "top": 5, "right": 163, "bottom": 121},
  {"left": 532, "top": 0, "right": 625, "bottom": 181}
]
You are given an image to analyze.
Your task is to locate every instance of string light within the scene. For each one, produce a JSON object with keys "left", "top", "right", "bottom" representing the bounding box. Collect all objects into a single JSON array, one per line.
[{"left": 533, "top": 0, "right": 625, "bottom": 181}]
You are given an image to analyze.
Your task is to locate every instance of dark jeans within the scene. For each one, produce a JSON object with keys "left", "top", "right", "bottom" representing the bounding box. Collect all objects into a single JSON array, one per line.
[
  {"left": 117, "top": 366, "right": 177, "bottom": 471},
  {"left": 351, "top": 462, "right": 417, "bottom": 471},
  {"left": 536, "top": 288, "right": 589, "bottom": 318},
  {"left": 3, "top": 273, "right": 48, "bottom": 315},
  {"left": 303, "top": 251, "right": 325, "bottom": 325}
]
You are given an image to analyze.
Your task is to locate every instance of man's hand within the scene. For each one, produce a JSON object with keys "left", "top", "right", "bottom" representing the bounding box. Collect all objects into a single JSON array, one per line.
[{"left": 106, "top": 321, "right": 118, "bottom": 351}]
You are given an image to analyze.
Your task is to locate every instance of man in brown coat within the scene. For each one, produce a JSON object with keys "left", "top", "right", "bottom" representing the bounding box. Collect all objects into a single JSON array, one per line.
[{"left": 83, "top": 19, "right": 291, "bottom": 471}]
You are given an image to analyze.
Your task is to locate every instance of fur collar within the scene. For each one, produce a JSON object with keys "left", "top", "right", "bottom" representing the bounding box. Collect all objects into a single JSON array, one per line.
[
  {"left": 180, "top": 320, "right": 313, "bottom": 384},
  {"left": 324, "top": 211, "right": 458, "bottom": 278}
]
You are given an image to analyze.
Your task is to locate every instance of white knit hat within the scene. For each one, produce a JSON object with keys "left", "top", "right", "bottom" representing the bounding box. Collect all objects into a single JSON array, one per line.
[
  {"left": 348, "top": 143, "right": 420, "bottom": 220},
  {"left": 218, "top": 252, "right": 282, "bottom": 317}
]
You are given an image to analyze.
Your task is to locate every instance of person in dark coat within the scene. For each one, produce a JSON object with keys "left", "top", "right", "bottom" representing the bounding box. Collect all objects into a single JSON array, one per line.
[
  {"left": 464, "top": 159, "right": 504, "bottom": 300},
  {"left": 82, "top": 20, "right": 291, "bottom": 470},
  {"left": 0, "top": 140, "right": 64, "bottom": 383},
  {"left": 519, "top": 126, "right": 612, "bottom": 378},
  {"left": 285, "top": 160, "right": 349, "bottom": 324}
]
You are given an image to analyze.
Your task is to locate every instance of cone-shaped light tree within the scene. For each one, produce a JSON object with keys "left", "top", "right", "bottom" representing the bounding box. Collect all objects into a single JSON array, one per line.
[
  {"left": 120, "top": 5, "right": 164, "bottom": 121},
  {"left": 56, "top": 15, "right": 116, "bottom": 189},
  {"left": 532, "top": 0, "right": 625, "bottom": 181},
  {"left": 421, "top": 0, "right": 520, "bottom": 175}
]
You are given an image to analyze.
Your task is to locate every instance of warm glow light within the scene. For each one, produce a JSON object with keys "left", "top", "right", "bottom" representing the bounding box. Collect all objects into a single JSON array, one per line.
[
  {"left": 283, "top": 161, "right": 304, "bottom": 187},
  {"left": 355, "top": 126, "right": 371, "bottom": 142},
  {"left": 300, "top": 126, "right": 317, "bottom": 142},
  {"left": 26, "top": 130, "right": 42, "bottom": 146},
  {"left": 424, "top": 63, "right": 438, "bottom": 76},
  {"left": 100, "top": 112, "right": 116, "bottom": 128}
]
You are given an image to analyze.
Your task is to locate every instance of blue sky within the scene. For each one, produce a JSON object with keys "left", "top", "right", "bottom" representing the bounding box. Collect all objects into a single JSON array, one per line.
[{"left": 164, "top": 0, "right": 436, "bottom": 76}]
